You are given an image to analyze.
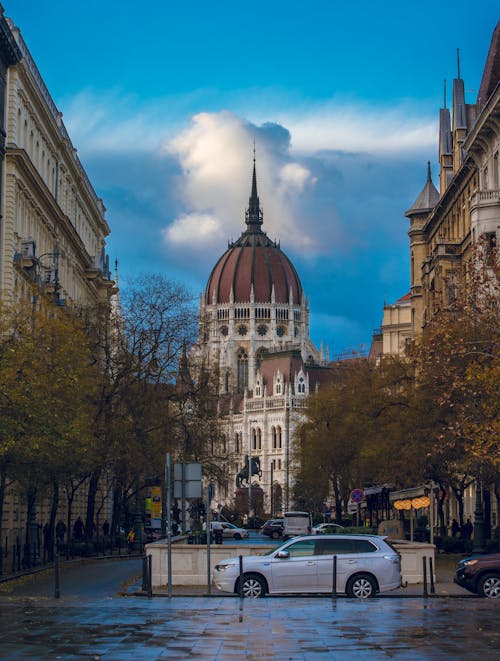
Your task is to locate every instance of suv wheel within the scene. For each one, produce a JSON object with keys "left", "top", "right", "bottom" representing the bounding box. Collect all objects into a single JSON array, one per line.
[
  {"left": 234, "top": 533, "right": 242, "bottom": 540},
  {"left": 478, "top": 573, "right": 500, "bottom": 598},
  {"left": 239, "top": 573, "right": 266, "bottom": 598},
  {"left": 271, "top": 531, "right": 280, "bottom": 539},
  {"left": 346, "top": 573, "right": 377, "bottom": 598}
]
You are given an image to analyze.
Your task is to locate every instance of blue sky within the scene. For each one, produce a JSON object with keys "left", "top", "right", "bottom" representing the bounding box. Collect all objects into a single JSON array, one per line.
[{"left": 5, "top": 1, "right": 499, "bottom": 355}]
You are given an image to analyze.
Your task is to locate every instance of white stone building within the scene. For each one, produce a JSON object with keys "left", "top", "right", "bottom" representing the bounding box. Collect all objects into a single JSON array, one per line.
[{"left": 190, "top": 161, "right": 333, "bottom": 515}]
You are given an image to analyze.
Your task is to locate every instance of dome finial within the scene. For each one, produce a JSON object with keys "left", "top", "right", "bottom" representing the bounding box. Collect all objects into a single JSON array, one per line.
[{"left": 245, "top": 144, "right": 263, "bottom": 231}]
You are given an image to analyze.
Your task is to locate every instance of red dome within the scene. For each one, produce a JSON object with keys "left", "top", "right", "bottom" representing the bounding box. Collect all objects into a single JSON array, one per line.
[
  {"left": 206, "top": 160, "right": 303, "bottom": 306},
  {"left": 205, "top": 230, "right": 303, "bottom": 305}
]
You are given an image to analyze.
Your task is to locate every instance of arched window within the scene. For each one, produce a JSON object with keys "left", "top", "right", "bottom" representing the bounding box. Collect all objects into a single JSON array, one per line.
[
  {"left": 235, "top": 432, "right": 240, "bottom": 453},
  {"left": 275, "top": 377, "right": 282, "bottom": 395},
  {"left": 272, "top": 426, "right": 277, "bottom": 449},
  {"left": 237, "top": 349, "right": 248, "bottom": 393},
  {"left": 257, "top": 428, "right": 262, "bottom": 450},
  {"left": 252, "top": 428, "right": 257, "bottom": 451},
  {"left": 277, "top": 426, "right": 282, "bottom": 449},
  {"left": 297, "top": 376, "right": 305, "bottom": 394}
]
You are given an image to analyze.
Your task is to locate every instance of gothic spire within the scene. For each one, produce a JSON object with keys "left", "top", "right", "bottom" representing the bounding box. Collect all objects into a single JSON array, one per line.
[{"left": 245, "top": 147, "right": 263, "bottom": 232}]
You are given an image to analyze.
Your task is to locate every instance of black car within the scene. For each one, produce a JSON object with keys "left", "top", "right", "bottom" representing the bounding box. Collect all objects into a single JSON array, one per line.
[
  {"left": 454, "top": 552, "right": 500, "bottom": 598},
  {"left": 260, "top": 518, "right": 284, "bottom": 539}
]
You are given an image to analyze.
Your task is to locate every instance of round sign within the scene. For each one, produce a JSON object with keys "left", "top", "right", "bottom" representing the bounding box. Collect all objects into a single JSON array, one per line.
[{"left": 350, "top": 488, "right": 365, "bottom": 503}]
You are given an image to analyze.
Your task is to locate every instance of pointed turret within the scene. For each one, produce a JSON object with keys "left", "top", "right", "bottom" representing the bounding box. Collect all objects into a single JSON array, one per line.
[
  {"left": 177, "top": 342, "right": 194, "bottom": 394},
  {"left": 405, "top": 162, "right": 439, "bottom": 217},
  {"left": 477, "top": 20, "right": 500, "bottom": 109},
  {"left": 439, "top": 81, "right": 453, "bottom": 194},
  {"left": 245, "top": 151, "right": 264, "bottom": 232}
]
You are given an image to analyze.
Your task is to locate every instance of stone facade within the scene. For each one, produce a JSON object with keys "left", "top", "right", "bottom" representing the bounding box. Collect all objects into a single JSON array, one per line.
[
  {"left": 0, "top": 12, "right": 114, "bottom": 549},
  {"left": 190, "top": 162, "right": 333, "bottom": 515},
  {"left": 1, "top": 18, "right": 113, "bottom": 309}
]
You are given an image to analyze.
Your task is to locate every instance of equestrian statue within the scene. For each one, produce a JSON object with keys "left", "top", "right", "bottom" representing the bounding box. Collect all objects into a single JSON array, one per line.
[{"left": 236, "top": 455, "right": 262, "bottom": 488}]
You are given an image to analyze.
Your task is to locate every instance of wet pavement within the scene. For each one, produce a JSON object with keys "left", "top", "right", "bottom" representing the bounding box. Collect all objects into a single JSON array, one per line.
[{"left": 0, "top": 557, "right": 498, "bottom": 659}]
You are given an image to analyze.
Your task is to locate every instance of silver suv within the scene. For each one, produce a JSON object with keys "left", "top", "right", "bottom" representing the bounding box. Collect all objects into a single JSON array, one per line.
[{"left": 214, "top": 534, "right": 401, "bottom": 598}]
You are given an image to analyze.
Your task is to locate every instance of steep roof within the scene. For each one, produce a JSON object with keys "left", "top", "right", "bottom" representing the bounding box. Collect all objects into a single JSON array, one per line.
[
  {"left": 405, "top": 162, "right": 439, "bottom": 217},
  {"left": 477, "top": 20, "right": 500, "bottom": 108}
]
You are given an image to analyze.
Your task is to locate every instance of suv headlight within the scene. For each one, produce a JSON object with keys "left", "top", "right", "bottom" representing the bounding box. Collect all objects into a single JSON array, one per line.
[
  {"left": 215, "top": 562, "right": 236, "bottom": 572},
  {"left": 463, "top": 559, "right": 478, "bottom": 567}
]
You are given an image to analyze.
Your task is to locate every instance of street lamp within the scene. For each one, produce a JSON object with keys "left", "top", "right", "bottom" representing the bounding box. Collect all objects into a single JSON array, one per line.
[
  {"left": 35, "top": 245, "right": 62, "bottom": 305},
  {"left": 248, "top": 419, "right": 257, "bottom": 519},
  {"left": 473, "top": 479, "right": 486, "bottom": 553}
]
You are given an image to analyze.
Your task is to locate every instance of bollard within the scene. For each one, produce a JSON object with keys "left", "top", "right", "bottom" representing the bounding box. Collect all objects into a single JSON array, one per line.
[
  {"left": 429, "top": 556, "right": 435, "bottom": 594},
  {"left": 239, "top": 555, "right": 244, "bottom": 602},
  {"left": 141, "top": 555, "right": 148, "bottom": 592},
  {"left": 332, "top": 555, "right": 337, "bottom": 599},
  {"left": 54, "top": 547, "right": 60, "bottom": 599},
  {"left": 147, "top": 555, "right": 153, "bottom": 598},
  {"left": 422, "top": 556, "right": 428, "bottom": 597}
]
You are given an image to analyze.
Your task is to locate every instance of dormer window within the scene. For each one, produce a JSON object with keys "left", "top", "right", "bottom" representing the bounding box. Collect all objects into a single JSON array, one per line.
[{"left": 298, "top": 376, "right": 305, "bottom": 394}]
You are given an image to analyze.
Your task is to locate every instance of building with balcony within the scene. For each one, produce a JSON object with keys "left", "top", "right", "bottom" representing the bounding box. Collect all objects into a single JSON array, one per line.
[
  {"left": 0, "top": 8, "right": 115, "bottom": 556},
  {"left": 0, "top": 15, "right": 114, "bottom": 310},
  {"left": 376, "top": 20, "right": 499, "bottom": 359}
]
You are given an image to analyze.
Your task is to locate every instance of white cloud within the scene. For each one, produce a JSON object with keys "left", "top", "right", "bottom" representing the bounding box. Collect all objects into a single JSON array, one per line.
[
  {"left": 162, "top": 111, "right": 320, "bottom": 252},
  {"left": 163, "top": 212, "right": 225, "bottom": 248},
  {"left": 259, "top": 101, "right": 436, "bottom": 155}
]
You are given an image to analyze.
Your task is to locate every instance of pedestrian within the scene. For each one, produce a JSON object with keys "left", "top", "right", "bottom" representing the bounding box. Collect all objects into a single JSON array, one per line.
[
  {"left": 102, "top": 520, "right": 110, "bottom": 536},
  {"left": 463, "top": 518, "right": 473, "bottom": 539},
  {"left": 212, "top": 520, "right": 223, "bottom": 544},
  {"left": 56, "top": 519, "right": 66, "bottom": 544},
  {"left": 73, "top": 516, "right": 84, "bottom": 541},
  {"left": 127, "top": 530, "right": 135, "bottom": 550},
  {"left": 451, "top": 518, "right": 460, "bottom": 537}
]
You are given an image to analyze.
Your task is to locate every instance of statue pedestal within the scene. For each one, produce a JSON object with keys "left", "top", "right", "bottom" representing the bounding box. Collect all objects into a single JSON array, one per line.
[{"left": 234, "top": 485, "right": 264, "bottom": 518}]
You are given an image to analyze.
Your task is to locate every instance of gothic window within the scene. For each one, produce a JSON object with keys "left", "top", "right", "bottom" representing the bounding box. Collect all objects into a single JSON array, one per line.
[
  {"left": 224, "top": 371, "right": 229, "bottom": 393},
  {"left": 276, "top": 325, "right": 285, "bottom": 337},
  {"left": 235, "top": 433, "right": 240, "bottom": 453},
  {"left": 237, "top": 349, "right": 248, "bottom": 393},
  {"left": 277, "top": 426, "right": 282, "bottom": 449},
  {"left": 238, "top": 324, "right": 248, "bottom": 336},
  {"left": 278, "top": 459, "right": 282, "bottom": 470},
  {"left": 255, "top": 381, "right": 261, "bottom": 396},
  {"left": 297, "top": 377, "right": 306, "bottom": 394},
  {"left": 275, "top": 377, "right": 282, "bottom": 395},
  {"left": 220, "top": 325, "right": 228, "bottom": 336},
  {"left": 272, "top": 426, "right": 277, "bottom": 449},
  {"left": 252, "top": 428, "right": 257, "bottom": 451},
  {"left": 257, "top": 428, "right": 262, "bottom": 450},
  {"left": 257, "top": 324, "right": 268, "bottom": 336}
]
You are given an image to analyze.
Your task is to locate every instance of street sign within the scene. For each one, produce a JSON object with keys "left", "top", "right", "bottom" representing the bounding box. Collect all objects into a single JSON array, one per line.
[
  {"left": 350, "top": 488, "right": 365, "bottom": 504},
  {"left": 173, "top": 462, "right": 202, "bottom": 498}
]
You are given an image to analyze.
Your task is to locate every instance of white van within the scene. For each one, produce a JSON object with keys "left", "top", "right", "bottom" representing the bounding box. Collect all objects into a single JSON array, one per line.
[{"left": 283, "top": 511, "right": 312, "bottom": 539}]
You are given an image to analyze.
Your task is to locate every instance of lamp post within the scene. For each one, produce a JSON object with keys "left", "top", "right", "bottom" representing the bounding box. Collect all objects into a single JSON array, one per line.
[
  {"left": 35, "top": 245, "right": 62, "bottom": 305},
  {"left": 473, "top": 479, "right": 486, "bottom": 553},
  {"left": 248, "top": 419, "right": 257, "bottom": 519}
]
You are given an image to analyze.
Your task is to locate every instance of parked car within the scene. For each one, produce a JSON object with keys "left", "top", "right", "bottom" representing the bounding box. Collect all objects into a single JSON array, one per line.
[
  {"left": 213, "top": 534, "right": 401, "bottom": 598},
  {"left": 283, "top": 511, "right": 312, "bottom": 538},
  {"left": 211, "top": 522, "right": 249, "bottom": 540},
  {"left": 260, "top": 519, "right": 284, "bottom": 539},
  {"left": 312, "top": 523, "right": 345, "bottom": 534},
  {"left": 454, "top": 552, "right": 500, "bottom": 598}
]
